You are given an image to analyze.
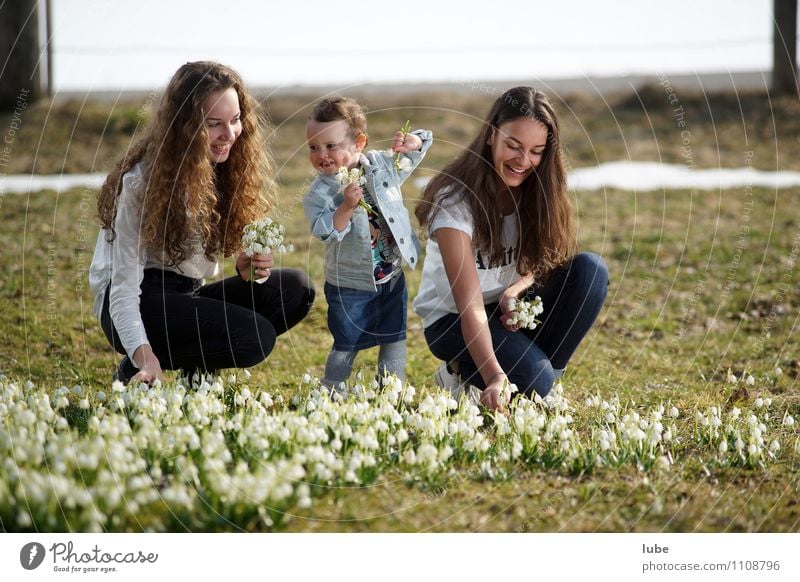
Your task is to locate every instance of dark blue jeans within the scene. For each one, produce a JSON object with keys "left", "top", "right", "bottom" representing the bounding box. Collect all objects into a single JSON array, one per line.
[{"left": 424, "top": 252, "right": 608, "bottom": 398}]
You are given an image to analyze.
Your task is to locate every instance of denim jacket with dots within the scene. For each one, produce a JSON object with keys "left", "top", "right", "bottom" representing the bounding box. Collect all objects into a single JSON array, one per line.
[{"left": 303, "top": 129, "right": 433, "bottom": 292}]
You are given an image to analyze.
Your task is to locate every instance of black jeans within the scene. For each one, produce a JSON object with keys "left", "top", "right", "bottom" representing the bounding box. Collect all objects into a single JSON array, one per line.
[{"left": 101, "top": 268, "right": 315, "bottom": 374}]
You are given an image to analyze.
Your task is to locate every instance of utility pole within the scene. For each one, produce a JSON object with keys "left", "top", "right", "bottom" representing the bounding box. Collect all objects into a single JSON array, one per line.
[
  {"left": 773, "top": 0, "right": 799, "bottom": 96},
  {"left": 0, "top": 0, "right": 45, "bottom": 111}
]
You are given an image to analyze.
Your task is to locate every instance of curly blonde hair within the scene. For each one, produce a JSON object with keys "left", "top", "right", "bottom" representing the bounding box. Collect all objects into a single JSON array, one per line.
[{"left": 98, "top": 61, "right": 272, "bottom": 264}]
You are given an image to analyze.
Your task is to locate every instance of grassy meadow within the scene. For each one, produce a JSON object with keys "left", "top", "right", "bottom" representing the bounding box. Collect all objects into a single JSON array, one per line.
[{"left": 0, "top": 83, "right": 799, "bottom": 532}]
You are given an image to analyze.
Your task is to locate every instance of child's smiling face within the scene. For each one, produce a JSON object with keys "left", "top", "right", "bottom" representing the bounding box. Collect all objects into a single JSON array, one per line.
[{"left": 306, "top": 119, "right": 366, "bottom": 175}]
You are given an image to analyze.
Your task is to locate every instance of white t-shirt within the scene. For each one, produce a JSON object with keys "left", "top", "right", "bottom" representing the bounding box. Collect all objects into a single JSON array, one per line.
[
  {"left": 413, "top": 194, "right": 520, "bottom": 328},
  {"left": 88, "top": 163, "right": 218, "bottom": 361}
]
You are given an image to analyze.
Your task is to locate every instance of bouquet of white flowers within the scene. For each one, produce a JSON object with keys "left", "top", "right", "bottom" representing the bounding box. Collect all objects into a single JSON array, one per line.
[
  {"left": 335, "top": 166, "right": 374, "bottom": 215},
  {"left": 506, "top": 296, "right": 544, "bottom": 330},
  {"left": 241, "top": 217, "right": 293, "bottom": 283}
]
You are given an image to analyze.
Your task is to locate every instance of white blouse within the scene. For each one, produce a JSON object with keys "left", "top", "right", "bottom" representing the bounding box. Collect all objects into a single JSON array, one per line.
[{"left": 88, "top": 163, "right": 218, "bottom": 361}]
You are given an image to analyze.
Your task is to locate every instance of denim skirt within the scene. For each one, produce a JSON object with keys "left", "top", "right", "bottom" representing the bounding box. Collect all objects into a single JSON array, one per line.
[{"left": 324, "top": 272, "right": 407, "bottom": 351}]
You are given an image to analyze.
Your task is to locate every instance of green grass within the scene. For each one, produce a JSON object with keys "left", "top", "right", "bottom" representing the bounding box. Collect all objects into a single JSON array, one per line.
[{"left": 1, "top": 87, "right": 799, "bottom": 532}]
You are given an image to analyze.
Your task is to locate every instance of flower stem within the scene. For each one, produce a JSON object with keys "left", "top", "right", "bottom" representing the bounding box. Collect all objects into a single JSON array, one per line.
[
  {"left": 393, "top": 119, "right": 412, "bottom": 170},
  {"left": 358, "top": 199, "right": 375, "bottom": 215}
]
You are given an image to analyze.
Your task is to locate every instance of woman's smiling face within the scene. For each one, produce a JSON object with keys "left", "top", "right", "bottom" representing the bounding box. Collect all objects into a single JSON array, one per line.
[
  {"left": 203, "top": 88, "right": 242, "bottom": 163},
  {"left": 489, "top": 117, "right": 549, "bottom": 188}
]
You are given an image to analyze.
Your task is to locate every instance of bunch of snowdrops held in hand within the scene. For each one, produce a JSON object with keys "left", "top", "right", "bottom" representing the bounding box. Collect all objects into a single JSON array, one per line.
[
  {"left": 506, "top": 296, "right": 544, "bottom": 330},
  {"left": 335, "top": 166, "right": 374, "bottom": 215},
  {"left": 241, "top": 217, "right": 293, "bottom": 283}
]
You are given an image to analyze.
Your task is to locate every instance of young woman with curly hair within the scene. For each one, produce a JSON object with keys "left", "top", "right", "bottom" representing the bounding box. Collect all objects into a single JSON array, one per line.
[
  {"left": 90, "top": 61, "right": 315, "bottom": 385},
  {"left": 413, "top": 87, "right": 608, "bottom": 410}
]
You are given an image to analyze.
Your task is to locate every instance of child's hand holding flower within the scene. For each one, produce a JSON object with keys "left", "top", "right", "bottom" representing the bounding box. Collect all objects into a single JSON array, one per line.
[
  {"left": 391, "top": 120, "right": 419, "bottom": 172},
  {"left": 391, "top": 130, "right": 422, "bottom": 155},
  {"left": 335, "top": 166, "right": 374, "bottom": 215},
  {"left": 342, "top": 181, "right": 365, "bottom": 211}
]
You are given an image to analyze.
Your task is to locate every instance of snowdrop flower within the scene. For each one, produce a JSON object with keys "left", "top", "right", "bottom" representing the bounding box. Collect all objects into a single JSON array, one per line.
[
  {"left": 396, "top": 157, "right": 412, "bottom": 172},
  {"left": 745, "top": 374, "right": 755, "bottom": 386},
  {"left": 241, "top": 217, "right": 292, "bottom": 282},
  {"left": 335, "top": 166, "right": 374, "bottom": 214},
  {"left": 505, "top": 296, "right": 544, "bottom": 330}
]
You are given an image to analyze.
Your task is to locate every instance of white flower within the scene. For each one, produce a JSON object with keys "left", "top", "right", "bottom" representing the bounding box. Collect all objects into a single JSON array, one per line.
[
  {"left": 783, "top": 415, "right": 794, "bottom": 427},
  {"left": 718, "top": 440, "right": 728, "bottom": 454},
  {"left": 505, "top": 296, "right": 544, "bottom": 330},
  {"left": 769, "top": 440, "right": 780, "bottom": 454},
  {"left": 241, "top": 217, "right": 291, "bottom": 257},
  {"left": 396, "top": 157, "right": 412, "bottom": 172},
  {"left": 335, "top": 167, "right": 374, "bottom": 214},
  {"left": 335, "top": 166, "right": 367, "bottom": 188},
  {"left": 745, "top": 374, "right": 755, "bottom": 386}
]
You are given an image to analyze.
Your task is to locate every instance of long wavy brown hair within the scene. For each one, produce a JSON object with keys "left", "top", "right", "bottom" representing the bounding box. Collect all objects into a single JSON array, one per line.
[
  {"left": 416, "top": 86, "right": 575, "bottom": 280},
  {"left": 97, "top": 61, "right": 272, "bottom": 264}
]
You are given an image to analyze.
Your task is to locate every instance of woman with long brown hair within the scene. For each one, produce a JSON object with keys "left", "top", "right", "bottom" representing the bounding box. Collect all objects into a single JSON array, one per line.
[
  {"left": 414, "top": 86, "right": 607, "bottom": 410},
  {"left": 89, "top": 61, "right": 314, "bottom": 384}
]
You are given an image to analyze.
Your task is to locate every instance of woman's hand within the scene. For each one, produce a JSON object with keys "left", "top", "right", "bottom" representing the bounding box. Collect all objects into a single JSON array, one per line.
[
  {"left": 480, "top": 374, "right": 511, "bottom": 411},
  {"left": 498, "top": 289, "right": 521, "bottom": 332},
  {"left": 391, "top": 130, "right": 422, "bottom": 154},
  {"left": 236, "top": 251, "right": 274, "bottom": 282},
  {"left": 130, "top": 345, "right": 163, "bottom": 385},
  {"left": 498, "top": 275, "right": 535, "bottom": 332}
]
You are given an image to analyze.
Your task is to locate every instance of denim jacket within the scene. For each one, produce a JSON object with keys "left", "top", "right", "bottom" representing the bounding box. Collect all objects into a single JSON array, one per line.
[{"left": 303, "top": 129, "right": 433, "bottom": 292}]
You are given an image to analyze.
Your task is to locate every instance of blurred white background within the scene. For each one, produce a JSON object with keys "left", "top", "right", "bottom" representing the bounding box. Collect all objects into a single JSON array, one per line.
[{"left": 53, "top": 0, "right": 787, "bottom": 90}]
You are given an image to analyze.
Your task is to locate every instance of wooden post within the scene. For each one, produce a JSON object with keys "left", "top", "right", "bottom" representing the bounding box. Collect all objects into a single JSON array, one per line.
[
  {"left": 773, "top": 0, "right": 799, "bottom": 96},
  {"left": 0, "top": 0, "right": 43, "bottom": 111}
]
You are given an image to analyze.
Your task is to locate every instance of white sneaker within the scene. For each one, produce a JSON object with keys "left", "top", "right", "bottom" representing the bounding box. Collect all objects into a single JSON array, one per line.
[
  {"left": 434, "top": 362, "right": 459, "bottom": 393},
  {"left": 434, "top": 363, "right": 481, "bottom": 406}
]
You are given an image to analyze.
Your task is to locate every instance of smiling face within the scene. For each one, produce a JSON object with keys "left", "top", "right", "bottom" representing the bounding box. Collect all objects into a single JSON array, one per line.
[
  {"left": 306, "top": 119, "right": 366, "bottom": 175},
  {"left": 489, "top": 117, "right": 549, "bottom": 188},
  {"left": 203, "top": 88, "right": 242, "bottom": 163}
]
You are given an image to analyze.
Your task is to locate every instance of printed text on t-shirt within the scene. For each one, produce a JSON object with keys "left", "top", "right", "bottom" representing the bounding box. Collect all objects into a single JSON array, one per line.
[{"left": 476, "top": 245, "right": 517, "bottom": 270}]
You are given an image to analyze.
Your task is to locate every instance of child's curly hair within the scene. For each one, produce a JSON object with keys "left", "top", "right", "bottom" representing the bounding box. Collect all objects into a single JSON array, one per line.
[{"left": 309, "top": 96, "right": 368, "bottom": 144}]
